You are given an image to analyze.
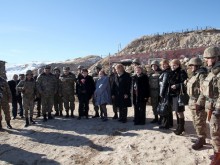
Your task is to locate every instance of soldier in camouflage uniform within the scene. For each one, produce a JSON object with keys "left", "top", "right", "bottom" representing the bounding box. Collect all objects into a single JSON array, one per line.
[
  {"left": 59, "top": 67, "right": 76, "bottom": 118},
  {"left": 149, "top": 60, "right": 161, "bottom": 123},
  {"left": 16, "top": 70, "right": 36, "bottom": 127},
  {"left": 53, "top": 67, "right": 63, "bottom": 117},
  {"left": 196, "top": 46, "right": 220, "bottom": 164},
  {"left": 187, "top": 57, "right": 208, "bottom": 150},
  {"left": 0, "top": 76, "right": 12, "bottom": 129},
  {"left": 36, "top": 65, "right": 57, "bottom": 122},
  {"left": 91, "top": 64, "right": 102, "bottom": 118}
]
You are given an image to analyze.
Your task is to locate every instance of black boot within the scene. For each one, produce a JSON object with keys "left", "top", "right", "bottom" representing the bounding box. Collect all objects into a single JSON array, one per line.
[
  {"left": 174, "top": 115, "right": 180, "bottom": 134},
  {"left": 25, "top": 118, "right": 29, "bottom": 127},
  {"left": 71, "top": 110, "right": 74, "bottom": 118},
  {"left": 6, "top": 121, "right": 12, "bottom": 129},
  {"left": 65, "top": 111, "right": 69, "bottom": 118},
  {"left": 48, "top": 112, "right": 54, "bottom": 119},
  {"left": 174, "top": 118, "right": 185, "bottom": 135},
  {"left": 0, "top": 122, "right": 2, "bottom": 130},
  {"left": 92, "top": 111, "right": 99, "bottom": 118},
  {"left": 60, "top": 111, "right": 63, "bottom": 116},
  {"left": 43, "top": 114, "right": 47, "bottom": 122},
  {"left": 150, "top": 115, "right": 158, "bottom": 123},
  {"left": 54, "top": 111, "right": 59, "bottom": 116},
  {"left": 37, "top": 111, "right": 41, "bottom": 118},
  {"left": 30, "top": 117, "right": 36, "bottom": 124},
  {"left": 112, "top": 113, "right": 118, "bottom": 119}
]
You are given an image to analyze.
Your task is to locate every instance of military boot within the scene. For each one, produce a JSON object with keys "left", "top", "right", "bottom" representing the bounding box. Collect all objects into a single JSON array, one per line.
[
  {"left": 174, "top": 118, "right": 185, "bottom": 135},
  {"left": 30, "top": 117, "right": 36, "bottom": 124},
  {"left": 25, "top": 118, "right": 29, "bottom": 127},
  {"left": 48, "top": 112, "right": 54, "bottom": 119},
  {"left": 150, "top": 115, "right": 158, "bottom": 123},
  {"left": 210, "top": 152, "right": 220, "bottom": 165},
  {"left": 6, "top": 121, "right": 12, "bottom": 129},
  {"left": 192, "top": 137, "right": 205, "bottom": 150},
  {"left": 65, "top": 111, "right": 69, "bottom": 118},
  {"left": 71, "top": 110, "right": 74, "bottom": 118},
  {"left": 43, "top": 114, "right": 47, "bottom": 122}
]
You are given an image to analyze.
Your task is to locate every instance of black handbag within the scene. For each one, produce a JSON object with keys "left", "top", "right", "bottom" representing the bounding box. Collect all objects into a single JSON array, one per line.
[
  {"left": 178, "top": 84, "right": 189, "bottom": 106},
  {"left": 157, "top": 100, "right": 169, "bottom": 116}
]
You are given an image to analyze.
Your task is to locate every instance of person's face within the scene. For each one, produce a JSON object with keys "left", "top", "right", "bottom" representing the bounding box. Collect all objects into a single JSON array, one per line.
[
  {"left": 63, "top": 70, "right": 69, "bottom": 75},
  {"left": 151, "top": 64, "right": 158, "bottom": 71},
  {"left": 99, "top": 71, "right": 104, "bottom": 78},
  {"left": 13, "top": 75, "right": 18, "bottom": 81},
  {"left": 135, "top": 67, "right": 142, "bottom": 75},
  {"left": 190, "top": 65, "right": 197, "bottom": 72},
  {"left": 116, "top": 67, "right": 123, "bottom": 75},
  {"left": 19, "top": 75, "right": 25, "bottom": 80},
  {"left": 161, "top": 63, "right": 169, "bottom": 70},
  {"left": 170, "top": 64, "right": 179, "bottom": 71},
  {"left": 81, "top": 71, "right": 88, "bottom": 77},
  {"left": 44, "top": 69, "right": 51, "bottom": 75},
  {"left": 26, "top": 74, "right": 32, "bottom": 80},
  {"left": 204, "top": 57, "right": 217, "bottom": 67},
  {"left": 54, "top": 70, "right": 60, "bottom": 75}
]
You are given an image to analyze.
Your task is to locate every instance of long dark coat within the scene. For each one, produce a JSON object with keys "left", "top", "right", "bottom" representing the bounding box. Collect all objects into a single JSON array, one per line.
[
  {"left": 111, "top": 72, "right": 132, "bottom": 108},
  {"left": 132, "top": 73, "right": 150, "bottom": 104}
]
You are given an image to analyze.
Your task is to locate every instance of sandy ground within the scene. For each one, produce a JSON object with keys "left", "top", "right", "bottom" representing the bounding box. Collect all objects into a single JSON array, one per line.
[{"left": 0, "top": 103, "right": 213, "bottom": 165}]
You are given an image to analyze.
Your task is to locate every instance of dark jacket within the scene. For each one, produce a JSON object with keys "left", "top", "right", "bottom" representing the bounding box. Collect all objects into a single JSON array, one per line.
[
  {"left": 132, "top": 73, "right": 150, "bottom": 104},
  {"left": 169, "top": 67, "right": 188, "bottom": 97},
  {"left": 76, "top": 75, "right": 95, "bottom": 100},
  {"left": 111, "top": 72, "right": 132, "bottom": 108},
  {"left": 8, "top": 80, "right": 17, "bottom": 98},
  {"left": 159, "top": 68, "right": 171, "bottom": 98}
]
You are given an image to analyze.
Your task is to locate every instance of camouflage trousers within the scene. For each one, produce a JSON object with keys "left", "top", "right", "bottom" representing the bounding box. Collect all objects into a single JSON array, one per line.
[
  {"left": 41, "top": 95, "right": 54, "bottom": 115},
  {"left": 190, "top": 108, "right": 207, "bottom": 138},
  {"left": 62, "top": 93, "right": 75, "bottom": 111},
  {"left": 54, "top": 94, "right": 63, "bottom": 112},
  {"left": 0, "top": 100, "right": 11, "bottom": 122},
  {"left": 151, "top": 95, "right": 159, "bottom": 116},
  {"left": 210, "top": 113, "right": 220, "bottom": 152},
  {"left": 23, "top": 97, "right": 34, "bottom": 118}
]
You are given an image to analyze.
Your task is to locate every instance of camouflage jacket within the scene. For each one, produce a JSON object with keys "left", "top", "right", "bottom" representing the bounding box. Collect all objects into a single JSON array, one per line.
[
  {"left": 36, "top": 73, "right": 57, "bottom": 96},
  {"left": 196, "top": 62, "right": 220, "bottom": 110},
  {"left": 16, "top": 78, "right": 36, "bottom": 99},
  {"left": 59, "top": 72, "right": 76, "bottom": 95},
  {"left": 0, "top": 76, "right": 12, "bottom": 102}
]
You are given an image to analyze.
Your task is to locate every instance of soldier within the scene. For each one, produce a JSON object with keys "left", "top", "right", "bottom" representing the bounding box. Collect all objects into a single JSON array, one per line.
[
  {"left": 16, "top": 70, "right": 36, "bottom": 127},
  {"left": 91, "top": 63, "right": 102, "bottom": 118},
  {"left": 77, "top": 65, "right": 84, "bottom": 79},
  {"left": 0, "top": 76, "right": 12, "bottom": 129},
  {"left": 59, "top": 67, "right": 76, "bottom": 118},
  {"left": 34, "top": 68, "right": 43, "bottom": 117},
  {"left": 149, "top": 60, "right": 161, "bottom": 124},
  {"left": 17, "top": 74, "right": 25, "bottom": 117},
  {"left": 196, "top": 46, "right": 220, "bottom": 164},
  {"left": 36, "top": 65, "right": 57, "bottom": 122},
  {"left": 53, "top": 67, "right": 63, "bottom": 117},
  {"left": 187, "top": 57, "right": 208, "bottom": 150}
]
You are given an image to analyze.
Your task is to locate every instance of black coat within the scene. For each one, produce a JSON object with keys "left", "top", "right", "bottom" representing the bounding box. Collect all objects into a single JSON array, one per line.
[
  {"left": 112, "top": 72, "right": 132, "bottom": 108},
  {"left": 132, "top": 73, "right": 150, "bottom": 104},
  {"left": 159, "top": 68, "right": 171, "bottom": 98},
  {"left": 76, "top": 75, "right": 95, "bottom": 100},
  {"left": 8, "top": 80, "right": 17, "bottom": 98},
  {"left": 169, "top": 67, "right": 188, "bottom": 97}
]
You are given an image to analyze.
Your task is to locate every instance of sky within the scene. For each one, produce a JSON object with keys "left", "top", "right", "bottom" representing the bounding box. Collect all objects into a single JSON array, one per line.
[{"left": 0, "top": 0, "right": 220, "bottom": 64}]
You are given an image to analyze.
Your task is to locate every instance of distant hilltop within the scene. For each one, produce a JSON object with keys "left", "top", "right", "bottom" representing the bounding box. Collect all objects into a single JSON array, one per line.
[{"left": 108, "top": 27, "right": 220, "bottom": 65}]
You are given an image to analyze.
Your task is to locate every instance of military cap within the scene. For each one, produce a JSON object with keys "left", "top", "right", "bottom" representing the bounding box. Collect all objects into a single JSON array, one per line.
[
  {"left": 44, "top": 65, "right": 51, "bottom": 69},
  {"left": 53, "top": 67, "right": 61, "bottom": 72},
  {"left": 26, "top": 70, "right": 33, "bottom": 75},
  {"left": 203, "top": 46, "right": 220, "bottom": 58},
  {"left": 150, "top": 60, "right": 160, "bottom": 67},
  {"left": 132, "top": 58, "right": 140, "bottom": 65},
  {"left": 188, "top": 57, "right": 203, "bottom": 66},
  {"left": 63, "top": 66, "right": 70, "bottom": 71},
  {"left": 95, "top": 63, "right": 102, "bottom": 69},
  {"left": 77, "top": 65, "right": 84, "bottom": 69}
]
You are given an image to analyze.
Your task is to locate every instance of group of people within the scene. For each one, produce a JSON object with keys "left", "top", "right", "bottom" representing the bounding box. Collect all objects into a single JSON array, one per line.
[{"left": 0, "top": 46, "right": 220, "bottom": 164}]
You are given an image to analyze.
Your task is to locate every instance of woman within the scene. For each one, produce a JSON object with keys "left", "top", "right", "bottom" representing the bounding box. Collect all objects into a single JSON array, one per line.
[
  {"left": 111, "top": 64, "right": 131, "bottom": 123},
  {"left": 169, "top": 59, "right": 188, "bottom": 135},
  {"left": 158, "top": 59, "right": 172, "bottom": 129},
  {"left": 132, "top": 66, "right": 150, "bottom": 125},
  {"left": 76, "top": 69, "right": 95, "bottom": 119},
  {"left": 94, "top": 70, "right": 111, "bottom": 121}
]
